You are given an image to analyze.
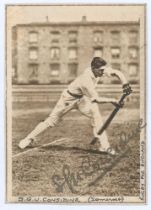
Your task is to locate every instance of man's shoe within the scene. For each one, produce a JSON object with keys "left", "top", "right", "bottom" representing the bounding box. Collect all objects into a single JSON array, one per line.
[
  {"left": 107, "top": 148, "right": 118, "bottom": 156},
  {"left": 99, "top": 147, "right": 118, "bottom": 156},
  {"left": 98, "top": 147, "right": 107, "bottom": 153},
  {"left": 18, "top": 138, "right": 34, "bottom": 149}
]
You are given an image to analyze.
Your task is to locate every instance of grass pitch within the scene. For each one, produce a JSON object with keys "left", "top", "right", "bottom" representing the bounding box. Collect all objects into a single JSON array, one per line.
[{"left": 12, "top": 101, "right": 140, "bottom": 197}]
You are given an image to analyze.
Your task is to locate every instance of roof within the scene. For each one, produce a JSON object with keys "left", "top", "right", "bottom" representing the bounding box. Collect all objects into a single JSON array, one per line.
[{"left": 13, "top": 20, "right": 140, "bottom": 28}]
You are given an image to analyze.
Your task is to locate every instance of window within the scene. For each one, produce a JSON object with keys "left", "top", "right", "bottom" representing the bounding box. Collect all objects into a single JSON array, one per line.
[
  {"left": 111, "top": 63, "right": 121, "bottom": 70},
  {"left": 68, "top": 63, "right": 78, "bottom": 77},
  {"left": 111, "top": 47, "right": 120, "bottom": 59},
  {"left": 129, "top": 31, "right": 138, "bottom": 44},
  {"left": 50, "top": 47, "right": 60, "bottom": 59},
  {"left": 94, "top": 47, "right": 103, "bottom": 57},
  {"left": 29, "top": 64, "right": 38, "bottom": 83},
  {"left": 51, "top": 31, "right": 60, "bottom": 43},
  {"left": 29, "top": 32, "right": 38, "bottom": 43},
  {"left": 111, "top": 31, "right": 120, "bottom": 42},
  {"left": 68, "top": 48, "right": 77, "bottom": 59},
  {"left": 68, "top": 31, "right": 78, "bottom": 43},
  {"left": 50, "top": 64, "right": 60, "bottom": 76},
  {"left": 29, "top": 48, "right": 38, "bottom": 60},
  {"left": 129, "top": 47, "right": 138, "bottom": 59},
  {"left": 129, "top": 64, "right": 138, "bottom": 76},
  {"left": 93, "top": 31, "right": 103, "bottom": 43}
]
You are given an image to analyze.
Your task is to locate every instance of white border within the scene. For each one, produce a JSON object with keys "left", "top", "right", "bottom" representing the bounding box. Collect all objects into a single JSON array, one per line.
[{"left": 1, "top": 0, "right": 151, "bottom": 209}]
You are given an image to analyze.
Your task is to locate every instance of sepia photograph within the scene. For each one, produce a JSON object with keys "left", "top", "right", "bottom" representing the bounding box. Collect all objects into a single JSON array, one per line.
[{"left": 6, "top": 4, "right": 146, "bottom": 204}]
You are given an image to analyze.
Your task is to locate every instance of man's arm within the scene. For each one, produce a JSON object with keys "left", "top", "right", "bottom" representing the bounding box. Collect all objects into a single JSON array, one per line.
[
  {"left": 105, "top": 67, "right": 128, "bottom": 84},
  {"left": 105, "top": 67, "right": 132, "bottom": 95},
  {"left": 82, "top": 79, "right": 118, "bottom": 104},
  {"left": 91, "top": 97, "right": 118, "bottom": 104}
]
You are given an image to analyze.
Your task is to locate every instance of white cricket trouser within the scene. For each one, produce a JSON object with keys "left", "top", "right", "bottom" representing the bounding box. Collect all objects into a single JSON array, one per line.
[{"left": 43, "top": 90, "right": 110, "bottom": 150}]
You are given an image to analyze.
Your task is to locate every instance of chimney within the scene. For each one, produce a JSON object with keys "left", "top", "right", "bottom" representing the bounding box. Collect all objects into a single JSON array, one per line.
[{"left": 82, "top": 16, "right": 87, "bottom": 22}]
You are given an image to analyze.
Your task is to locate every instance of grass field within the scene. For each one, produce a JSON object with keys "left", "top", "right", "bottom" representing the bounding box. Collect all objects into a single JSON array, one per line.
[{"left": 12, "top": 101, "right": 140, "bottom": 197}]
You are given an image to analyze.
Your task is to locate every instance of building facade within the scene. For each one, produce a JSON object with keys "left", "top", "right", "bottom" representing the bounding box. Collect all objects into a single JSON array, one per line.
[{"left": 12, "top": 17, "right": 140, "bottom": 84}]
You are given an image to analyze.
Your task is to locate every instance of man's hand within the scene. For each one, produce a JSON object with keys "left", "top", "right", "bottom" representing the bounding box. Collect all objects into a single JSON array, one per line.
[
  {"left": 105, "top": 98, "right": 124, "bottom": 108},
  {"left": 122, "top": 83, "right": 132, "bottom": 95},
  {"left": 110, "top": 98, "right": 119, "bottom": 104},
  {"left": 110, "top": 99, "right": 124, "bottom": 108}
]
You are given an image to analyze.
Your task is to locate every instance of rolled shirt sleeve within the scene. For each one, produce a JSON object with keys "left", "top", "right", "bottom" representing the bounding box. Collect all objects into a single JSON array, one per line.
[{"left": 105, "top": 67, "right": 128, "bottom": 84}]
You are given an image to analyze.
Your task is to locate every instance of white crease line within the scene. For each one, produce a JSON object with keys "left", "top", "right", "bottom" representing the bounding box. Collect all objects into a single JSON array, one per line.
[{"left": 12, "top": 138, "right": 71, "bottom": 159}]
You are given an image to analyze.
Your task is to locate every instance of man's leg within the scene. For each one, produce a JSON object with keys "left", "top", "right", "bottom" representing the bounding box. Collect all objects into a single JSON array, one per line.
[
  {"left": 90, "top": 103, "right": 117, "bottom": 154},
  {"left": 90, "top": 103, "right": 110, "bottom": 150},
  {"left": 19, "top": 94, "right": 77, "bottom": 149},
  {"left": 18, "top": 120, "right": 50, "bottom": 149},
  {"left": 78, "top": 97, "right": 112, "bottom": 151}
]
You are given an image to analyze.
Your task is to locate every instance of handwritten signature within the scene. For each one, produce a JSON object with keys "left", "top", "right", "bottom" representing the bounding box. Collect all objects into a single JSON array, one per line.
[{"left": 52, "top": 119, "right": 146, "bottom": 194}]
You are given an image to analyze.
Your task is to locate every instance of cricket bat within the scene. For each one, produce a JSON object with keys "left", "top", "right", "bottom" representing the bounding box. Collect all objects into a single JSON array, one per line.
[{"left": 90, "top": 92, "right": 130, "bottom": 145}]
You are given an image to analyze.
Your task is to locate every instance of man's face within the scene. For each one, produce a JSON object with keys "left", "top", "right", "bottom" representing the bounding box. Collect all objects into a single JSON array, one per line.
[{"left": 93, "top": 65, "right": 106, "bottom": 77}]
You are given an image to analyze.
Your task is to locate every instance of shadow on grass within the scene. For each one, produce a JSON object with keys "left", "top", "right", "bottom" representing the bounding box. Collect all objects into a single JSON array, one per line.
[{"left": 40, "top": 144, "right": 108, "bottom": 155}]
